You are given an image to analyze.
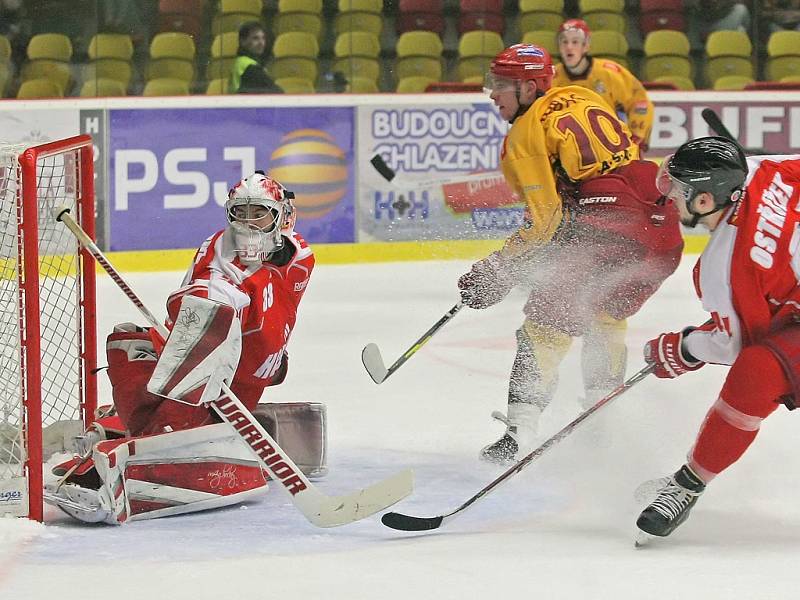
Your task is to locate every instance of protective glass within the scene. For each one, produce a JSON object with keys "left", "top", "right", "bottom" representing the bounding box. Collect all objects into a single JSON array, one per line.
[
  {"left": 655, "top": 156, "right": 695, "bottom": 203},
  {"left": 484, "top": 72, "right": 517, "bottom": 94}
]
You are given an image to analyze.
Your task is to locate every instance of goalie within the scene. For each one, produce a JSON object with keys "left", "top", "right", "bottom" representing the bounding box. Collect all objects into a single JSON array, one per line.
[{"left": 45, "top": 172, "right": 323, "bottom": 524}]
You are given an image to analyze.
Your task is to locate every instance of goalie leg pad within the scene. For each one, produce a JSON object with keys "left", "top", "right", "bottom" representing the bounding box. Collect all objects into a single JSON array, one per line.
[
  {"left": 147, "top": 295, "right": 242, "bottom": 407},
  {"left": 253, "top": 402, "right": 328, "bottom": 478},
  {"left": 45, "top": 423, "right": 268, "bottom": 524}
]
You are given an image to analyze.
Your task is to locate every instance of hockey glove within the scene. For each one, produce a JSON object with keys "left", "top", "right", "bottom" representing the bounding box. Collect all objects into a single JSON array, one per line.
[
  {"left": 458, "top": 251, "right": 515, "bottom": 309},
  {"left": 644, "top": 328, "right": 704, "bottom": 379}
]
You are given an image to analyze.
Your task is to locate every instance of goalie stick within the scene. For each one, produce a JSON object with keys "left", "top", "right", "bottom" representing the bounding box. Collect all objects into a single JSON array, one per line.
[
  {"left": 381, "top": 363, "right": 655, "bottom": 531},
  {"left": 55, "top": 206, "right": 414, "bottom": 528},
  {"left": 362, "top": 302, "right": 463, "bottom": 384}
]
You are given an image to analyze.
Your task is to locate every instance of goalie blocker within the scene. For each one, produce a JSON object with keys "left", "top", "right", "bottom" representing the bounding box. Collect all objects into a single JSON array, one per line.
[{"left": 44, "top": 323, "right": 327, "bottom": 524}]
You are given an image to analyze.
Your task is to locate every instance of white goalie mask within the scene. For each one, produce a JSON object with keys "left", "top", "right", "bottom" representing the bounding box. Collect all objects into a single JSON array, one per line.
[{"left": 225, "top": 172, "right": 296, "bottom": 263}]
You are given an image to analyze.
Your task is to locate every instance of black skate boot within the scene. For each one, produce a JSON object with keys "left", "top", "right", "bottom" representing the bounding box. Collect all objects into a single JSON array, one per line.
[
  {"left": 479, "top": 404, "right": 540, "bottom": 465},
  {"left": 636, "top": 464, "right": 706, "bottom": 538}
]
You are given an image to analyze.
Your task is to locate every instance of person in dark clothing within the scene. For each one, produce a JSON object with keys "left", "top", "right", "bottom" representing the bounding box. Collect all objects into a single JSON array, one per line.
[{"left": 230, "top": 21, "right": 283, "bottom": 94}]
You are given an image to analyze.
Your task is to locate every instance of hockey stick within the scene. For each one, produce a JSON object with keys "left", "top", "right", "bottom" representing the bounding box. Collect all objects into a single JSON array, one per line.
[
  {"left": 701, "top": 108, "right": 765, "bottom": 154},
  {"left": 381, "top": 363, "right": 655, "bottom": 531},
  {"left": 362, "top": 301, "right": 463, "bottom": 384},
  {"left": 370, "top": 154, "right": 504, "bottom": 190},
  {"left": 55, "top": 206, "right": 414, "bottom": 528}
]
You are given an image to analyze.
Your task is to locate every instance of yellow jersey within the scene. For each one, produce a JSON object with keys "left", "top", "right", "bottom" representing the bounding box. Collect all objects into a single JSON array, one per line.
[
  {"left": 553, "top": 57, "right": 653, "bottom": 148},
  {"left": 499, "top": 84, "right": 639, "bottom": 257}
]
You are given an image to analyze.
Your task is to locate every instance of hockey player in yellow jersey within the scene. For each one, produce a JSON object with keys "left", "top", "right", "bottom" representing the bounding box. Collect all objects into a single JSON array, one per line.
[
  {"left": 458, "top": 44, "right": 683, "bottom": 464},
  {"left": 553, "top": 19, "right": 654, "bottom": 152}
]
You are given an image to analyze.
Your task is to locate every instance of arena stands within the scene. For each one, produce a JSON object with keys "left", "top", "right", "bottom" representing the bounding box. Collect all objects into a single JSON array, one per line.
[{"left": 0, "top": 1, "right": 794, "bottom": 97}]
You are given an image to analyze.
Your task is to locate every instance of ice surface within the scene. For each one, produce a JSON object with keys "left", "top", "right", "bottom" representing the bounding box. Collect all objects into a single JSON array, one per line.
[{"left": 2, "top": 258, "right": 799, "bottom": 600}]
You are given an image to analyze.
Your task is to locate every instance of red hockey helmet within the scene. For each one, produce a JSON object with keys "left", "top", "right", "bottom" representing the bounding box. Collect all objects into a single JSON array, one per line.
[
  {"left": 557, "top": 18, "right": 591, "bottom": 42},
  {"left": 487, "top": 44, "right": 555, "bottom": 91}
]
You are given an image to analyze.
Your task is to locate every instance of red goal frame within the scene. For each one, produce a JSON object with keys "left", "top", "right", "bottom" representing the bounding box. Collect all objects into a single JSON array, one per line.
[{"left": 17, "top": 135, "right": 98, "bottom": 521}]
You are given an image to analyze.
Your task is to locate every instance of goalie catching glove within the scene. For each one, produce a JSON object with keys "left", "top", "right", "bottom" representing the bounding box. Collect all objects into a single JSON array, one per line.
[
  {"left": 458, "top": 251, "right": 516, "bottom": 309},
  {"left": 644, "top": 328, "right": 704, "bottom": 379}
]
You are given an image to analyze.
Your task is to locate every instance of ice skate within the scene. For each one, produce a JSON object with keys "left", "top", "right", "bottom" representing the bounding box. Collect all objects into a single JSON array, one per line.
[
  {"left": 636, "top": 465, "right": 706, "bottom": 538},
  {"left": 480, "top": 404, "right": 541, "bottom": 465}
]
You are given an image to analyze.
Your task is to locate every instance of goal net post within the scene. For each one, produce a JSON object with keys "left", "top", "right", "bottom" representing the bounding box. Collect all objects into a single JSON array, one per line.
[{"left": 0, "top": 134, "right": 98, "bottom": 521}]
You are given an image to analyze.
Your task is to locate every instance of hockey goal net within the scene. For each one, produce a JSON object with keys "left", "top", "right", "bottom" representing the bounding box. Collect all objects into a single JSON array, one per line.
[{"left": 0, "top": 135, "right": 97, "bottom": 521}]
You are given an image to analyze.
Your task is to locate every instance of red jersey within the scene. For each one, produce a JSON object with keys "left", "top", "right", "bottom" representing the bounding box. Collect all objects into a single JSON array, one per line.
[
  {"left": 166, "top": 229, "right": 314, "bottom": 399},
  {"left": 684, "top": 156, "right": 800, "bottom": 365}
]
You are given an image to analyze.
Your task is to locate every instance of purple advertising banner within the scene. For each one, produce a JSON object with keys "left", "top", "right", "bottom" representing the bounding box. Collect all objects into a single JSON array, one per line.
[{"left": 109, "top": 107, "right": 355, "bottom": 250}]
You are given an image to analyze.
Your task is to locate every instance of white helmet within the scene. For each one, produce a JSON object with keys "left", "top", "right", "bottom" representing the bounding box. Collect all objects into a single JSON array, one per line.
[{"left": 225, "top": 172, "right": 296, "bottom": 263}]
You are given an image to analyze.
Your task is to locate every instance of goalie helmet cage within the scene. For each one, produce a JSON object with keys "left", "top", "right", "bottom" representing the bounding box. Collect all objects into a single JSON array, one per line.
[{"left": 0, "top": 135, "right": 97, "bottom": 522}]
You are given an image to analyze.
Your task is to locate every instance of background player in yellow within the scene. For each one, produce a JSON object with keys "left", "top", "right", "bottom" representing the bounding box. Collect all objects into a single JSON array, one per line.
[
  {"left": 553, "top": 19, "right": 654, "bottom": 153},
  {"left": 458, "top": 44, "right": 682, "bottom": 464}
]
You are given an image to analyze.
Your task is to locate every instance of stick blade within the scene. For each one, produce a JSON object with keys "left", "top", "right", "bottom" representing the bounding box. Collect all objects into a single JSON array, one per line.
[
  {"left": 370, "top": 154, "right": 395, "bottom": 182},
  {"left": 381, "top": 511, "right": 445, "bottom": 531},
  {"left": 306, "top": 469, "right": 414, "bottom": 528},
  {"left": 362, "top": 343, "right": 389, "bottom": 384}
]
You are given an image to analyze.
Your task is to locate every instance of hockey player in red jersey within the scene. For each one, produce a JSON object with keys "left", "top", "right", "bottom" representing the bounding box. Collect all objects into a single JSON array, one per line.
[
  {"left": 45, "top": 172, "right": 321, "bottom": 524},
  {"left": 637, "top": 137, "right": 800, "bottom": 540}
]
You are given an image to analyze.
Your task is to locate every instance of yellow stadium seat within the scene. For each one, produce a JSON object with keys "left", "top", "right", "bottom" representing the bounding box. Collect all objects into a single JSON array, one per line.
[
  {"left": 27, "top": 33, "right": 72, "bottom": 61},
  {"left": 23, "top": 33, "right": 73, "bottom": 94},
  {"left": 580, "top": 0, "right": 627, "bottom": 33},
  {"left": 396, "top": 75, "right": 437, "bottom": 93},
  {"left": 766, "top": 30, "right": 800, "bottom": 81},
  {"left": 275, "top": 0, "right": 324, "bottom": 40},
  {"left": 705, "top": 30, "right": 753, "bottom": 88},
  {"left": 652, "top": 74, "right": 695, "bottom": 90},
  {"left": 457, "top": 30, "right": 504, "bottom": 81},
  {"left": 518, "top": 0, "right": 564, "bottom": 32},
  {"left": 333, "top": 31, "right": 381, "bottom": 82},
  {"left": 335, "top": 0, "right": 383, "bottom": 36},
  {"left": 270, "top": 32, "right": 319, "bottom": 81},
  {"left": 643, "top": 30, "right": 692, "bottom": 81},
  {"left": 396, "top": 31, "right": 443, "bottom": 80},
  {"left": 147, "top": 32, "right": 195, "bottom": 82},
  {"left": 219, "top": 0, "right": 262, "bottom": 14},
  {"left": 206, "top": 56, "right": 239, "bottom": 81},
  {"left": 346, "top": 75, "right": 379, "bottom": 92},
  {"left": 20, "top": 61, "right": 70, "bottom": 94},
  {"left": 275, "top": 76, "right": 316, "bottom": 93},
  {"left": 211, "top": 32, "right": 241, "bottom": 58},
  {"left": 212, "top": 13, "right": 264, "bottom": 35},
  {"left": 80, "top": 78, "right": 127, "bottom": 97},
  {"left": 0, "top": 35, "right": 12, "bottom": 62},
  {"left": 88, "top": 59, "right": 133, "bottom": 87},
  {"left": 150, "top": 32, "right": 195, "bottom": 60},
  {"left": 17, "top": 79, "right": 63, "bottom": 99},
  {"left": 206, "top": 77, "right": 229, "bottom": 94},
  {"left": 712, "top": 75, "right": 754, "bottom": 90},
  {"left": 88, "top": 34, "right": 133, "bottom": 61},
  {"left": 143, "top": 77, "right": 191, "bottom": 96},
  {"left": 588, "top": 30, "right": 628, "bottom": 65},
  {"left": 521, "top": 30, "right": 558, "bottom": 57},
  {"left": 0, "top": 63, "right": 11, "bottom": 97}
]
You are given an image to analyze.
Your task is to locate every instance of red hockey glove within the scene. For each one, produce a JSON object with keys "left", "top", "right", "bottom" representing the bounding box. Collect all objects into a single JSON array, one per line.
[
  {"left": 644, "top": 328, "right": 704, "bottom": 379},
  {"left": 458, "top": 251, "right": 514, "bottom": 309}
]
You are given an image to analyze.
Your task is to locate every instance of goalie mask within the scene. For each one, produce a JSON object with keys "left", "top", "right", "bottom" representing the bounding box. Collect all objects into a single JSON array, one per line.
[{"left": 226, "top": 172, "right": 296, "bottom": 262}]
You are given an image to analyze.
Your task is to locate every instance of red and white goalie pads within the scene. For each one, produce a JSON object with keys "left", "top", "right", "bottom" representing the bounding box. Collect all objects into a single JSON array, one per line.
[
  {"left": 147, "top": 295, "right": 242, "bottom": 406},
  {"left": 45, "top": 423, "right": 269, "bottom": 524}
]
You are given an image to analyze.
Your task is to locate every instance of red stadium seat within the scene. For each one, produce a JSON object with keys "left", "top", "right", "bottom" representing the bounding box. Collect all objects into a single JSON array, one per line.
[
  {"left": 158, "top": 0, "right": 205, "bottom": 38},
  {"left": 458, "top": 0, "right": 504, "bottom": 34},
  {"left": 639, "top": 0, "right": 685, "bottom": 34},
  {"left": 397, "top": 0, "right": 445, "bottom": 34}
]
